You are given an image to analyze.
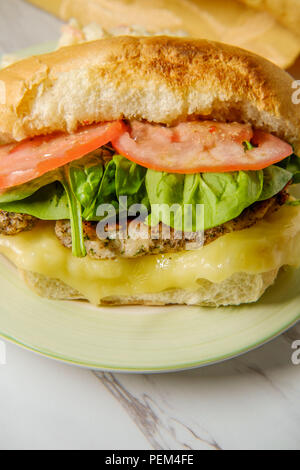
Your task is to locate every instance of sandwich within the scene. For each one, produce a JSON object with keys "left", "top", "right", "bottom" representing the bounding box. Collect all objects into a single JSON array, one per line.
[{"left": 0, "top": 36, "right": 299, "bottom": 307}]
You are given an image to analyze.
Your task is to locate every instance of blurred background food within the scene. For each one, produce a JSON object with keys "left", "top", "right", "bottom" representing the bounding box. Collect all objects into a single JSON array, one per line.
[
  {"left": 24, "top": 0, "right": 300, "bottom": 69},
  {"left": 236, "top": 0, "right": 300, "bottom": 37}
]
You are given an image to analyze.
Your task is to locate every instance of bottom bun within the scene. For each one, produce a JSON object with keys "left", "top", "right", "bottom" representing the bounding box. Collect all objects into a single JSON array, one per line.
[{"left": 21, "top": 269, "right": 279, "bottom": 307}]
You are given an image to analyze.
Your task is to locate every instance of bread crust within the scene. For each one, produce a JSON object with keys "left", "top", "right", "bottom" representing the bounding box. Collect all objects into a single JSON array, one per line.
[
  {"left": 237, "top": 0, "right": 300, "bottom": 37},
  {"left": 0, "top": 37, "right": 299, "bottom": 152}
]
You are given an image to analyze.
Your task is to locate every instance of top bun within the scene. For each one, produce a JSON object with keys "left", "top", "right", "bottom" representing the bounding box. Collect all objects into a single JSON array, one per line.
[{"left": 0, "top": 36, "right": 299, "bottom": 152}]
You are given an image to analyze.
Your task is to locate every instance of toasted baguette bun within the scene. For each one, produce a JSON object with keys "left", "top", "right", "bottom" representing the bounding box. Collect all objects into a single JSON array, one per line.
[
  {"left": 0, "top": 37, "right": 299, "bottom": 152},
  {"left": 21, "top": 269, "right": 279, "bottom": 307},
  {"left": 237, "top": 0, "right": 300, "bottom": 37}
]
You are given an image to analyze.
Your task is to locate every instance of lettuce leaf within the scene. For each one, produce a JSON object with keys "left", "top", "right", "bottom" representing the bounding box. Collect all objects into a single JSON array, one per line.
[
  {"left": 61, "top": 167, "right": 86, "bottom": 258},
  {"left": 259, "top": 166, "right": 293, "bottom": 201},
  {"left": 243, "top": 140, "right": 255, "bottom": 151},
  {"left": 0, "top": 182, "right": 69, "bottom": 219},
  {"left": 69, "top": 158, "right": 103, "bottom": 210},
  {"left": 277, "top": 154, "right": 300, "bottom": 184},
  {"left": 0, "top": 170, "right": 60, "bottom": 204},
  {"left": 90, "top": 155, "right": 149, "bottom": 219},
  {"left": 0, "top": 161, "right": 289, "bottom": 232},
  {"left": 146, "top": 170, "right": 263, "bottom": 231},
  {"left": 287, "top": 200, "right": 300, "bottom": 206},
  {"left": 97, "top": 159, "right": 118, "bottom": 205},
  {"left": 68, "top": 157, "right": 104, "bottom": 224},
  {"left": 114, "top": 155, "right": 149, "bottom": 211},
  {"left": 145, "top": 171, "right": 186, "bottom": 230}
]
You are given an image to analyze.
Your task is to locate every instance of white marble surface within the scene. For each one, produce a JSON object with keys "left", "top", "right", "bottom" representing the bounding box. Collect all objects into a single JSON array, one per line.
[{"left": 0, "top": 0, "right": 300, "bottom": 451}]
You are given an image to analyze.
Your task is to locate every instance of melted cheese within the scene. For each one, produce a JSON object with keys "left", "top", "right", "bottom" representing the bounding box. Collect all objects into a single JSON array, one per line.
[{"left": 0, "top": 205, "right": 300, "bottom": 305}]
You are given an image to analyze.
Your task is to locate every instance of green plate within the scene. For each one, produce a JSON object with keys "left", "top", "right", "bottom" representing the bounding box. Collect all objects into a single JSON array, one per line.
[
  {"left": 0, "top": 255, "right": 299, "bottom": 372},
  {"left": 0, "top": 43, "right": 299, "bottom": 372}
]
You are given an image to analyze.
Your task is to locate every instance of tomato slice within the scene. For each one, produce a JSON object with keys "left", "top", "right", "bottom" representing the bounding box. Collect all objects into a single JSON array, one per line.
[
  {"left": 0, "top": 121, "right": 127, "bottom": 190},
  {"left": 112, "top": 121, "right": 293, "bottom": 173}
]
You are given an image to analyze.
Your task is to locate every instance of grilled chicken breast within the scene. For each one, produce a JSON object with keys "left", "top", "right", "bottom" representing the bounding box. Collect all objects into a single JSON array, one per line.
[
  {"left": 0, "top": 211, "right": 38, "bottom": 236},
  {"left": 55, "top": 191, "right": 289, "bottom": 260},
  {"left": 0, "top": 190, "right": 288, "bottom": 257}
]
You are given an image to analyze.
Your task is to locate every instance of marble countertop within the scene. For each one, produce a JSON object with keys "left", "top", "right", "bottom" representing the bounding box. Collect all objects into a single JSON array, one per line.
[{"left": 0, "top": 0, "right": 299, "bottom": 451}]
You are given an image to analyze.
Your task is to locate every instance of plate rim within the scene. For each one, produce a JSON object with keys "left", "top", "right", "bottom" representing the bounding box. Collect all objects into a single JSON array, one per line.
[{"left": 0, "top": 314, "right": 299, "bottom": 373}]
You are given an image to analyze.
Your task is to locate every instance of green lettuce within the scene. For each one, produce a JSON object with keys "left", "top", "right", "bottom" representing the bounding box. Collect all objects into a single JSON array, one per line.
[
  {"left": 145, "top": 171, "right": 186, "bottom": 230},
  {"left": 146, "top": 170, "right": 264, "bottom": 231},
  {"left": 95, "top": 159, "right": 119, "bottom": 209},
  {"left": 0, "top": 170, "right": 59, "bottom": 204},
  {"left": 68, "top": 157, "right": 104, "bottom": 225},
  {"left": 114, "top": 155, "right": 149, "bottom": 211},
  {"left": 243, "top": 140, "right": 255, "bottom": 151},
  {"left": 259, "top": 166, "right": 293, "bottom": 201},
  {"left": 91, "top": 155, "right": 149, "bottom": 219},
  {"left": 69, "top": 157, "right": 104, "bottom": 211},
  {"left": 61, "top": 167, "right": 86, "bottom": 258},
  {"left": 277, "top": 154, "right": 300, "bottom": 184},
  {"left": 287, "top": 200, "right": 300, "bottom": 206},
  {"left": 0, "top": 182, "right": 69, "bottom": 220}
]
